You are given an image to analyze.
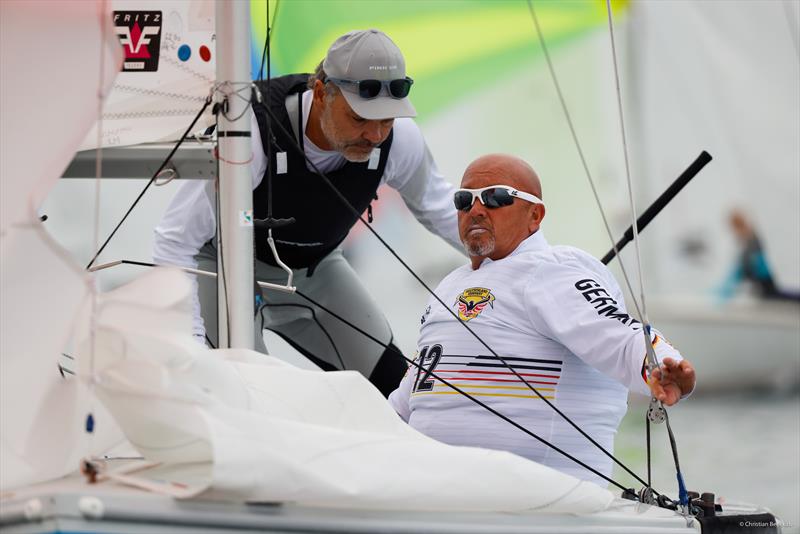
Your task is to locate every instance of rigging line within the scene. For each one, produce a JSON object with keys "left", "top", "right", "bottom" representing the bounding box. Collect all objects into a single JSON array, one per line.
[
  {"left": 214, "top": 111, "right": 233, "bottom": 347},
  {"left": 293, "top": 289, "right": 632, "bottom": 493},
  {"left": 90, "top": 256, "right": 655, "bottom": 492},
  {"left": 85, "top": 95, "right": 212, "bottom": 269},
  {"left": 258, "top": 0, "right": 281, "bottom": 81},
  {"left": 214, "top": 81, "right": 255, "bottom": 102},
  {"left": 214, "top": 82, "right": 256, "bottom": 122},
  {"left": 645, "top": 414, "right": 652, "bottom": 489},
  {"left": 526, "top": 5, "right": 679, "bottom": 498},
  {"left": 265, "top": 0, "right": 274, "bottom": 219},
  {"left": 663, "top": 408, "right": 689, "bottom": 508},
  {"left": 604, "top": 2, "right": 688, "bottom": 508},
  {"left": 258, "top": 302, "right": 346, "bottom": 370},
  {"left": 86, "top": 0, "right": 112, "bottom": 453},
  {"left": 524, "top": 0, "right": 645, "bottom": 325},
  {"left": 604, "top": 0, "right": 649, "bottom": 326},
  {"left": 254, "top": 99, "right": 654, "bottom": 492}
]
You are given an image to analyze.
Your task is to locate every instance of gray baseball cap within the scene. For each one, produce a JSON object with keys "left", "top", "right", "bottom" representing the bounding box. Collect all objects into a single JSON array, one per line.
[{"left": 322, "top": 29, "right": 417, "bottom": 120}]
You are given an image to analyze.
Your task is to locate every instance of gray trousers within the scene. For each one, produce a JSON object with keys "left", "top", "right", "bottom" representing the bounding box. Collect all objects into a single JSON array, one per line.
[{"left": 196, "top": 242, "right": 396, "bottom": 379}]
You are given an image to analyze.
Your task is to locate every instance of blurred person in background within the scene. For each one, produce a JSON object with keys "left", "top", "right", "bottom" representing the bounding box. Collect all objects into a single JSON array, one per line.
[{"left": 719, "top": 209, "right": 800, "bottom": 302}]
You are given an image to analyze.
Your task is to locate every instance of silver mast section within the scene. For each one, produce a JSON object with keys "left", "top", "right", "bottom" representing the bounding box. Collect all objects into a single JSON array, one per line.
[{"left": 215, "top": 1, "right": 254, "bottom": 349}]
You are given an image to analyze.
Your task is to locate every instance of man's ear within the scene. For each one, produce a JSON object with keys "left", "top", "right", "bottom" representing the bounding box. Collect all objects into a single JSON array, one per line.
[
  {"left": 529, "top": 204, "right": 545, "bottom": 232},
  {"left": 312, "top": 79, "right": 327, "bottom": 105}
]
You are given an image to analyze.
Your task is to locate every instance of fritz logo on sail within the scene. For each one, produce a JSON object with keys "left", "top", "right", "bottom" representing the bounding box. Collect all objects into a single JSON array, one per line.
[
  {"left": 114, "top": 11, "right": 162, "bottom": 72},
  {"left": 454, "top": 287, "right": 495, "bottom": 322}
]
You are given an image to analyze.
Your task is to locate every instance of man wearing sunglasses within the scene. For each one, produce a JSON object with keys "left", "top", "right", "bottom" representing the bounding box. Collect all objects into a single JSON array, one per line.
[
  {"left": 389, "top": 154, "right": 696, "bottom": 486},
  {"left": 154, "top": 29, "right": 461, "bottom": 397}
]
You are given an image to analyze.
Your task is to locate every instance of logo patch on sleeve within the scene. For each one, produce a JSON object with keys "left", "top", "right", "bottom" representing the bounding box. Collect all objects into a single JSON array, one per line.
[{"left": 454, "top": 287, "right": 495, "bottom": 321}]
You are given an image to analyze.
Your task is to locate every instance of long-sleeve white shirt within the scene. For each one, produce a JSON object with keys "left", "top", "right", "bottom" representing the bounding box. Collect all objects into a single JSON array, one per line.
[
  {"left": 388, "top": 231, "right": 684, "bottom": 486},
  {"left": 153, "top": 89, "right": 461, "bottom": 339}
]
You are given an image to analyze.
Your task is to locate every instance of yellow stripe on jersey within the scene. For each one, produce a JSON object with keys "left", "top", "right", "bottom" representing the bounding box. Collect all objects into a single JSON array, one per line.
[
  {"left": 445, "top": 384, "right": 555, "bottom": 392},
  {"left": 413, "top": 391, "right": 555, "bottom": 400}
]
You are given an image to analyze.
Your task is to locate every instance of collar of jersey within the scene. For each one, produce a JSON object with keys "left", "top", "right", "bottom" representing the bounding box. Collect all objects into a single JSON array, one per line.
[{"left": 479, "top": 230, "right": 548, "bottom": 267}]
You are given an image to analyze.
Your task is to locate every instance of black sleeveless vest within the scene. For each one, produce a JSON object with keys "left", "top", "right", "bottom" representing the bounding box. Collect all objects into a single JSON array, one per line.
[{"left": 250, "top": 74, "right": 393, "bottom": 270}]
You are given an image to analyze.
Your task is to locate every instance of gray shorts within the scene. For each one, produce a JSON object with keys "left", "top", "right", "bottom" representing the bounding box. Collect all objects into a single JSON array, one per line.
[{"left": 196, "top": 242, "right": 394, "bottom": 377}]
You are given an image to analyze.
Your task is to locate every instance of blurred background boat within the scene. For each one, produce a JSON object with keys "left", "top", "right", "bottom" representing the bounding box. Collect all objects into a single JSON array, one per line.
[{"left": 648, "top": 297, "right": 799, "bottom": 394}]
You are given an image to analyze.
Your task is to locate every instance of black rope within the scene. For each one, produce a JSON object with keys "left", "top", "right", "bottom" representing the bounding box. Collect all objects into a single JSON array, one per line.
[
  {"left": 265, "top": 0, "right": 274, "bottom": 220},
  {"left": 258, "top": 302, "right": 345, "bottom": 370},
  {"left": 664, "top": 410, "right": 689, "bottom": 506},
  {"left": 255, "top": 97, "right": 654, "bottom": 493},
  {"left": 92, "top": 261, "right": 340, "bottom": 367},
  {"left": 257, "top": 0, "right": 281, "bottom": 82},
  {"left": 213, "top": 111, "right": 232, "bottom": 347},
  {"left": 86, "top": 96, "right": 212, "bottom": 269},
  {"left": 293, "top": 288, "right": 630, "bottom": 492},
  {"left": 646, "top": 415, "right": 652, "bottom": 488}
]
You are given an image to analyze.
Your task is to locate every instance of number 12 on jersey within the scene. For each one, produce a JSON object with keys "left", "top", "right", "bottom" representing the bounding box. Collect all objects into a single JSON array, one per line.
[{"left": 413, "top": 344, "right": 442, "bottom": 392}]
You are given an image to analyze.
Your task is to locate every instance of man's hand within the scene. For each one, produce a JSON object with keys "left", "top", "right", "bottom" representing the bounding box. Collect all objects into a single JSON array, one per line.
[{"left": 648, "top": 357, "right": 696, "bottom": 406}]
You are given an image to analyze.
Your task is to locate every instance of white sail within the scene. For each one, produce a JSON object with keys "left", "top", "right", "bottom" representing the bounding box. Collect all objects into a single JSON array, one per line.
[{"left": 0, "top": 0, "right": 124, "bottom": 490}]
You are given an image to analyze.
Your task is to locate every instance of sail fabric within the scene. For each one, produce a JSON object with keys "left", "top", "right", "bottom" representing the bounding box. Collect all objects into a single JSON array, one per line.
[
  {"left": 0, "top": 0, "right": 125, "bottom": 491},
  {"left": 83, "top": 267, "right": 613, "bottom": 513},
  {"left": 79, "top": 0, "right": 216, "bottom": 150},
  {"left": 0, "top": 226, "right": 124, "bottom": 491},
  {"left": 0, "top": 0, "right": 122, "bottom": 230}
]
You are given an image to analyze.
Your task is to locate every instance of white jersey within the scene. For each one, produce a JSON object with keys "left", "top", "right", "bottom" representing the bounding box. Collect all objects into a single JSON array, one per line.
[
  {"left": 153, "top": 89, "right": 461, "bottom": 339},
  {"left": 388, "top": 231, "right": 683, "bottom": 486}
]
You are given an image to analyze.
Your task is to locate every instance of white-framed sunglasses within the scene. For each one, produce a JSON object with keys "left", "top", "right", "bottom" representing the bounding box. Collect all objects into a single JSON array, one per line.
[{"left": 453, "top": 185, "right": 543, "bottom": 212}]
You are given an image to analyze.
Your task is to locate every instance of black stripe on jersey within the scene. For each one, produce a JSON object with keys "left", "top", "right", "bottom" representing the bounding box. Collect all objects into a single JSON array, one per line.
[
  {"left": 440, "top": 354, "right": 562, "bottom": 372},
  {"left": 473, "top": 355, "right": 563, "bottom": 366},
  {"left": 465, "top": 362, "right": 562, "bottom": 372}
]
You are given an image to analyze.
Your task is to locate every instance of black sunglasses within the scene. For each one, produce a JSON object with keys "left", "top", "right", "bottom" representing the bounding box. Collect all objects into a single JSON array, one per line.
[
  {"left": 454, "top": 185, "right": 543, "bottom": 212},
  {"left": 326, "top": 77, "right": 414, "bottom": 99}
]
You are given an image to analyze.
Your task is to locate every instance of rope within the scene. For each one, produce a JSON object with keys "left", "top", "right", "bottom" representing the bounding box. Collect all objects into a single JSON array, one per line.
[
  {"left": 525, "top": 0, "right": 645, "bottom": 323},
  {"left": 85, "top": 95, "right": 212, "bottom": 269},
  {"left": 604, "top": 0, "right": 650, "bottom": 326}
]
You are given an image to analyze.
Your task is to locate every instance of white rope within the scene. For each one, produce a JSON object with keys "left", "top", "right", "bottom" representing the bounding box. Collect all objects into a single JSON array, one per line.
[
  {"left": 86, "top": 0, "right": 111, "bottom": 460},
  {"left": 604, "top": 0, "right": 651, "bottom": 329},
  {"left": 526, "top": 0, "right": 645, "bottom": 322}
]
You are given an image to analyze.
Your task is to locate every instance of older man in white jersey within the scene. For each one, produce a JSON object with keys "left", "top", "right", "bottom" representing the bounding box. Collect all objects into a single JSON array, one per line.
[{"left": 388, "top": 154, "right": 695, "bottom": 486}]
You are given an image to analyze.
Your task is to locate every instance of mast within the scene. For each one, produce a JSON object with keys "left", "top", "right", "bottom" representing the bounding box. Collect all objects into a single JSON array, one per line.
[{"left": 214, "top": 1, "right": 254, "bottom": 349}]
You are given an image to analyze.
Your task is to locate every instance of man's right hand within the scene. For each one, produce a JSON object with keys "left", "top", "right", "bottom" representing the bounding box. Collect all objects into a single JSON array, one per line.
[{"left": 648, "top": 357, "right": 696, "bottom": 406}]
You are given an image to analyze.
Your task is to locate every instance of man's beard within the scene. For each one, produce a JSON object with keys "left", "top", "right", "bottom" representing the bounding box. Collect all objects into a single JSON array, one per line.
[
  {"left": 463, "top": 233, "right": 495, "bottom": 257},
  {"left": 320, "top": 105, "right": 375, "bottom": 162}
]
